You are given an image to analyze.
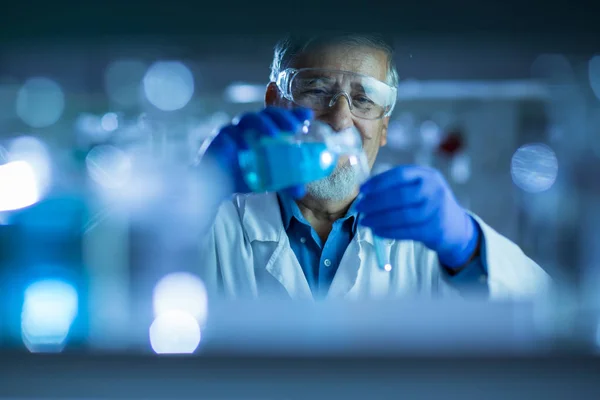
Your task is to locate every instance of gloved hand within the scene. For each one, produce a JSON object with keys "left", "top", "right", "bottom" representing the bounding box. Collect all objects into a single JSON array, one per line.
[
  {"left": 355, "top": 165, "right": 481, "bottom": 269},
  {"left": 200, "top": 106, "right": 314, "bottom": 200}
]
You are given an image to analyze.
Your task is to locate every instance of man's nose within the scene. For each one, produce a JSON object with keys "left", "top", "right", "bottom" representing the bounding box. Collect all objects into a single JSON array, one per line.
[{"left": 319, "top": 92, "right": 354, "bottom": 132}]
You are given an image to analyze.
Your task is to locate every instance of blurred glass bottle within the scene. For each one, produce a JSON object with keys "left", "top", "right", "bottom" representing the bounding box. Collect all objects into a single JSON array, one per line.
[{"left": 238, "top": 120, "right": 364, "bottom": 192}]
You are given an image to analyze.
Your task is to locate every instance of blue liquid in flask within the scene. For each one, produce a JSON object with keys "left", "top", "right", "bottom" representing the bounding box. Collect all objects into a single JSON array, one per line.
[{"left": 239, "top": 134, "right": 337, "bottom": 192}]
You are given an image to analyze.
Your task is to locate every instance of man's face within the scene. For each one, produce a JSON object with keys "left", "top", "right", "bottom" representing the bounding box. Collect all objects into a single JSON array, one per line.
[{"left": 267, "top": 44, "right": 390, "bottom": 170}]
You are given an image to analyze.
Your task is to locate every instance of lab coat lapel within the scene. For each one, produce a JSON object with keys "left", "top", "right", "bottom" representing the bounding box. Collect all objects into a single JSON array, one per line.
[
  {"left": 326, "top": 227, "right": 372, "bottom": 299},
  {"left": 241, "top": 193, "right": 313, "bottom": 300},
  {"left": 326, "top": 227, "right": 395, "bottom": 299}
]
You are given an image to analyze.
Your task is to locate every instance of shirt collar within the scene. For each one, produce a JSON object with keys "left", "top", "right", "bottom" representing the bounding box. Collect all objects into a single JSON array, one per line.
[{"left": 276, "top": 191, "right": 359, "bottom": 234}]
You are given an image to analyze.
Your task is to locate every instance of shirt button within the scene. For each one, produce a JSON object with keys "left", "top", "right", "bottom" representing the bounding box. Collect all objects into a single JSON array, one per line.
[
  {"left": 479, "top": 275, "right": 487, "bottom": 284},
  {"left": 324, "top": 259, "right": 332, "bottom": 267},
  {"left": 300, "top": 237, "right": 306, "bottom": 243}
]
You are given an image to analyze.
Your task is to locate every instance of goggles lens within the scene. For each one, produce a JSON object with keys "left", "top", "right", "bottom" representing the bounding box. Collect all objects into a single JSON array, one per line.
[{"left": 279, "top": 68, "right": 397, "bottom": 120}]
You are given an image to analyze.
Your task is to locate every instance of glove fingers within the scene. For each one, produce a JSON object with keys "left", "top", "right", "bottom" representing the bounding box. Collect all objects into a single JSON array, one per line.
[
  {"left": 360, "top": 203, "right": 435, "bottom": 229},
  {"left": 216, "top": 124, "right": 249, "bottom": 150},
  {"left": 355, "top": 183, "right": 423, "bottom": 214},
  {"left": 204, "top": 127, "right": 239, "bottom": 160},
  {"left": 236, "top": 112, "right": 280, "bottom": 141},
  {"left": 262, "top": 107, "right": 305, "bottom": 133},
  {"left": 360, "top": 165, "right": 427, "bottom": 195},
  {"left": 202, "top": 132, "right": 250, "bottom": 194}
]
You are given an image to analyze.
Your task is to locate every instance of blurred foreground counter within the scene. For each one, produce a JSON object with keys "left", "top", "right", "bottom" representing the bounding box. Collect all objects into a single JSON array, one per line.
[
  {"left": 2, "top": 299, "right": 600, "bottom": 399},
  {"left": 1, "top": 352, "right": 600, "bottom": 399}
]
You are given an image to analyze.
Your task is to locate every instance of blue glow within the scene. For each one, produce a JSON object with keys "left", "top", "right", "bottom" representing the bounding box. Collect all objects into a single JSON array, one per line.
[
  {"left": 511, "top": 143, "right": 558, "bottom": 193},
  {"left": 100, "top": 112, "right": 119, "bottom": 132},
  {"left": 16, "top": 77, "right": 65, "bottom": 128},
  {"left": 450, "top": 153, "right": 471, "bottom": 184},
  {"left": 21, "top": 279, "right": 78, "bottom": 352},
  {"left": 149, "top": 310, "right": 201, "bottom": 354},
  {"left": 420, "top": 120, "right": 441, "bottom": 148},
  {"left": 153, "top": 272, "right": 208, "bottom": 324},
  {"left": 104, "top": 59, "right": 147, "bottom": 107},
  {"left": 0, "top": 161, "right": 40, "bottom": 211},
  {"left": 7, "top": 136, "right": 52, "bottom": 197},
  {"left": 239, "top": 136, "right": 334, "bottom": 192},
  {"left": 143, "top": 61, "right": 195, "bottom": 111},
  {"left": 224, "top": 83, "right": 265, "bottom": 103}
]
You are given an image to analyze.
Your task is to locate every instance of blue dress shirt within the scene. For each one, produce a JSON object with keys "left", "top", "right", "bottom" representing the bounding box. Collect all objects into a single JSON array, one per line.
[{"left": 276, "top": 192, "right": 488, "bottom": 298}]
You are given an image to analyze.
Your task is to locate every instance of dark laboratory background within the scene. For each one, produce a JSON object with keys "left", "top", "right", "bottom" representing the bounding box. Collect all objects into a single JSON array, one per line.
[{"left": 1, "top": 1, "right": 600, "bottom": 398}]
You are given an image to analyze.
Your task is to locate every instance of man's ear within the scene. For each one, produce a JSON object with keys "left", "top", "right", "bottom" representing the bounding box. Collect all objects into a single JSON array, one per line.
[
  {"left": 380, "top": 116, "right": 389, "bottom": 147},
  {"left": 265, "top": 82, "right": 280, "bottom": 107}
]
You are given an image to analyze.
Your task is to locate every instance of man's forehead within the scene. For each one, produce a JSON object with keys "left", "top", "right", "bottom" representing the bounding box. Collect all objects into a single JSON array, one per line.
[{"left": 290, "top": 44, "right": 388, "bottom": 83}]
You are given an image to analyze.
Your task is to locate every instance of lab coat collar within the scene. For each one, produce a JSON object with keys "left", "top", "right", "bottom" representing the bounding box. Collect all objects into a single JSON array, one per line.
[
  {"left": 242, "top": 192, "right": 368, "bottom": 243},
  {"left": 240, "top": 192, "right": 283, "bottom": 243},
  {"left": 239, "top": 192, "right": 390, "bottom": 299}
]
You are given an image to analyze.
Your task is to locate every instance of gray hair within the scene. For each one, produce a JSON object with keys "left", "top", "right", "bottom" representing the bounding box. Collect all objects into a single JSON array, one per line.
[{"left": 269, "top": 33, "right": 399, "bottom": 88}]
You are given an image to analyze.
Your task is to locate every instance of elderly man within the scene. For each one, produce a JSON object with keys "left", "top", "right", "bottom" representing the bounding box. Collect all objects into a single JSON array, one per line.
[{"left": 198, "top": 34, "right": 550, "bottom": 300}]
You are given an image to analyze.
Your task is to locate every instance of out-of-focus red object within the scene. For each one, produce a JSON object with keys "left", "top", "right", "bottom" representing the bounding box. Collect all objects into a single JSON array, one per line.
[{"left": 438, "top": 130, "right": 464, "bottom": 156}]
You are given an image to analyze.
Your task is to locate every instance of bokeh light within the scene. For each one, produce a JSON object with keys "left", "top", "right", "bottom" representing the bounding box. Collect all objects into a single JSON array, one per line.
[
  {"left": 7, "top": 136, "right": 52, "bottom": 198},
  {"left": 86, "top": 145, "right": 132, "bottom": 189},
  {"left": 149, "top": 310, "right": 201, "bottom": 354},
  {"left": 511, "top": 143, "right": 558, "bottom": 193},
  {"left": 16, "top": 77, "right": 64, "bottom": 128},
  {"left": 224, "top": 82, "right": 264, "bottom": 103},
  {"left": 589, "top": 55, "right": 600, "bottom": 101},
  {"left": 104, "top": 59, "right": 147, "bottom": 107},
  {"left": 450, "top": 153, "right": 471, "bottom": 184},
  {"left": 530, "top": 54, "right": 574, "bottom": 83},
  {"left": 88, "top": 149, "right": 170, "bottom": 215},
  {"left": 21, "top": 279, "right": 78, "bottom": 352},
  {"left": 100, "top": 112, "right": 119, "bottom": 132},
  {"left": 420, "top": 120, "right": 441, "bottom": 148},
  {"left": 0, "top": 161, "right": 40, "bottom": 211},
  {"left": 153, "top": 272, "right": 208, "bottom": 325},
  {"left": 319, "top": 151, "right": 334, "bottom": 169},
  {"left": 75, "top": 113, "right": 112, "bottom": 144},
  {"left": 386, "top": 120, "right": 413, "bottom": 150},
  {"left": 143, "top": 61, "right": 195, "bottom": 111}
]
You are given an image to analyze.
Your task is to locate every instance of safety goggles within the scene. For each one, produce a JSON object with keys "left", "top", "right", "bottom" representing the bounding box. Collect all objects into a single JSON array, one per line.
[{"left": 276, "top": 68, "right": 397, "bottom": 120}]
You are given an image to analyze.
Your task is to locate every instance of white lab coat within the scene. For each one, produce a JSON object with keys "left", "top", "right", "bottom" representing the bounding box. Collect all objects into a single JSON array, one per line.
[{"left": 199, "top": 192, "right": 551, "bottom": 300}]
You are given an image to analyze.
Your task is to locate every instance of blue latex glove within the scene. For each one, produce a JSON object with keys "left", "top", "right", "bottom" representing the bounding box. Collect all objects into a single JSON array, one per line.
[
  {"left": 201, "top": 106, "right": 314, "bottom": 200},
  {"left": 355, "top": 165, "right": 480, "bottom": 269}
]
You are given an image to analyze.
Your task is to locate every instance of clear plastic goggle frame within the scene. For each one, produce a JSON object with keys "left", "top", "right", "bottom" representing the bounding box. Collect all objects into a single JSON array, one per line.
[{"left": 276, "top": 68, "right": 397, "bottom": 120}]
